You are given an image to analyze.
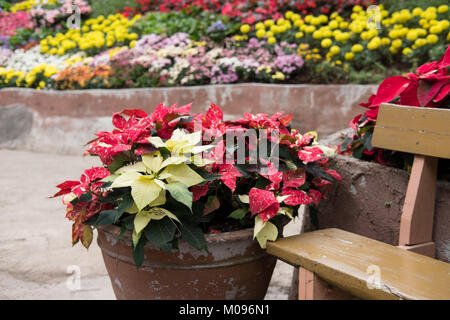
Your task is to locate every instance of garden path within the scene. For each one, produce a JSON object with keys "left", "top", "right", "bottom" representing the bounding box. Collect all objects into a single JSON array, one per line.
[{"left": 0, "top": 149, "right": 298, "bottom": 300}]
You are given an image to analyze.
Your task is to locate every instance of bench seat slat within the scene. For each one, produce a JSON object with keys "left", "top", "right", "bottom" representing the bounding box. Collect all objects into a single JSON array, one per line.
[{"left": 266, "top": 228, "right": 450, "bottom": 300}]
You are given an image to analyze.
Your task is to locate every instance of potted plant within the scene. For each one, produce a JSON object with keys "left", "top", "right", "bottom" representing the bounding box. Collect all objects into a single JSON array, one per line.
[{"left": 52, "top": 102, "right": 341, "bottom": 300}]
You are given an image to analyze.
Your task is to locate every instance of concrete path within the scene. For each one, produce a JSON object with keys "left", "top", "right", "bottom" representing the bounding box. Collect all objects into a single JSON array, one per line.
[{"left": 0, "top": 149, "right": 297, "bottom": 300}]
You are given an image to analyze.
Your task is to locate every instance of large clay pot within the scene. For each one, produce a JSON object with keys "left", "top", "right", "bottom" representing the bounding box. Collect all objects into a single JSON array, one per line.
[{"left": 97, "top": 225, "right": 277, "bottom": 300}]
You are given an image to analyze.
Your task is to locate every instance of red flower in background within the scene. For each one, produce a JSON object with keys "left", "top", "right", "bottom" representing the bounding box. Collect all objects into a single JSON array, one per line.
[{"left": 342, "top": 43, "right": 450, "bottom": 166}]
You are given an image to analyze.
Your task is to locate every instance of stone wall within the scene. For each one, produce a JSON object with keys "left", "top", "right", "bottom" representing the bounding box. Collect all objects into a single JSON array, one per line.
[{"left": 0, "top": 84, "right": 376, "bottom": 154}]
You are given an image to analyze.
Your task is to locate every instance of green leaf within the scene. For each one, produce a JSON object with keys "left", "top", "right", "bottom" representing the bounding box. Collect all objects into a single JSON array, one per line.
[
  {"left": 228, "top": 208, "right": 248, "bottom": 220},
  {"left": 117, "top": 193, "right": 134, "bottom": 215},
  {"left": 79, "top": 193, "right": 92, "bottom": 202},
  {"left": 195, "top": 169, "right": 222, "bottom": 182},
  {"left": 340, "top": 136, "right": 353, "bottom": 152},
  {"left": 362, "top": 131, "right": 374, "bottom": 152},
  {"left": 132, "top": 236, "right": 147, "bottom": 268},
  {"left": 95, "top": 209, "right": 121, "bottom": 226},
  {"left": 180, "top": 221, "right": 208, "bottom": 252},
  {"left": 108, "top": 152, "right": 129, "bottom": 173},
  {"left": 165, "top": 182, "right": 193, "bottom": 211},
  {"left": 144, "top": 217, "right": 176, "bottom": 253},
  {"left": 353, "top": 144, "right": 365, "bottom": 159}
]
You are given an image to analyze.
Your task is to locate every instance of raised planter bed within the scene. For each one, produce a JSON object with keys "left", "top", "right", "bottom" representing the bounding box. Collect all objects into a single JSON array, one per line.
[
  {"left": 0, "top": 84, "right": 376, "bottom": 154},
  {"left": 316, "top": 155, "right": 450, "bottom": 263}
]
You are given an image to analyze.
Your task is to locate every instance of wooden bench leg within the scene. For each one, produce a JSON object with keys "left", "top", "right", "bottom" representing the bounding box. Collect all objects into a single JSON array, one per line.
[{"left": 298, "top": 267, "right": 354, "bottom": 300}]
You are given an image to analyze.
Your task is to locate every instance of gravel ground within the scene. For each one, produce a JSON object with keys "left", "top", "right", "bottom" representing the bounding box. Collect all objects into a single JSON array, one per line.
[{"left": 0, "top": 149, "right": 298, "bottom": 300}]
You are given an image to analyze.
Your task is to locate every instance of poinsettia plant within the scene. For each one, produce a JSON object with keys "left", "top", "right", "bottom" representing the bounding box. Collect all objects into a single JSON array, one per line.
[
  {"left": 340, "top": 43, "right": 450, "bottom": 176},
  {"left": 52, "top": 103, "right": 341, "bottom": 267}
]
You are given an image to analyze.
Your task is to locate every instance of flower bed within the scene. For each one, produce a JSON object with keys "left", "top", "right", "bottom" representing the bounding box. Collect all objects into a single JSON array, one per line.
[{"left": 0, "top": 1, "right": 450, "bottom": 89}]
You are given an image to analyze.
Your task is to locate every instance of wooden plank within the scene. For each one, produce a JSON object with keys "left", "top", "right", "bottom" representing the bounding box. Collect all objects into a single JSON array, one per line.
[
  {"left": 399, "top": 155, "right": 438, "bottom": 247},
  {"left": 267, "top": 228, "right": 450, "bottom": 300},
  {"left": 372, "top": 103, "right": 450, "bottom": 159}
]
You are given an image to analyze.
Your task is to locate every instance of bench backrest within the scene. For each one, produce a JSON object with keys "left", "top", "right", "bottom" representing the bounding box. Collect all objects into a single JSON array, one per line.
[
  {"left": 372, "top": 103, "right": 450, "bottom": 159},
  {"left": 372, "top": 103, "right": 450, "bottom": 253}
]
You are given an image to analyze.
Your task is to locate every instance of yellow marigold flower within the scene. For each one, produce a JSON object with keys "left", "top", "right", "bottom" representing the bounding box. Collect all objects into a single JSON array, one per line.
[
  {"left": 266, "top": 31, "right": 273, "bottom": 37},
  {"left": 447, "top": 32, "right": 450, "bottom": 41},
  {"left": 402, "top": 47, "right": 412, "bottom": 55},
  {"left": 414, "top": 38, "right": 427, "bottom": 47},
  {"left": 406, "top": 30, "right": 419, "bottom": 41},
  {"left": 367, "top": 40, "right": 380, "bottom": 50},
  {"left": 329, "top": 45, "right": 340, "bottom": 55},
  {"left": 267, "top": 37, "right": 276, "bottom": 44},
  {"left": 335, "top": 60, "right": 342, "bottom": 65},
  {"left": 291, "top": 14, "right": 301, "bottom": 22},
  {"left": 345, "top": 52, "right": 354, "bottom": 61},
  {"left": 361, "top": 31, "right": 371, "bottom": 41},
  {"left": 256, "top": 29, "right": 266, "bottom": 38},
  {"left": 310, "top": 17, "right": 321, "bottom": 26},
  {"left": 129, "top": 40, "right": 136, "bottom": 48},
  {"left": 294, "top": 20, "right": 303, "bottom": 28},
  {"left": 295, "top": 32, "right": 304, "bottom": 39},
  {"left": 304, "top": 25, "right": 316, "bottom": 33},
  {"left": 264, "top": 19, "right": 274, "bottom": 27},
  {"left": 285, "top": 11, "right": 293, "bottom": 19},
  {"left": 392, "top": 39, "right": 403, "bottom": 48},
  {"left": 440, "top": 20, "right": 450, "bottom": 30},
  {"left": 329, "top": 20, "right": 339, "bottom": 29},
  {"left": 321, "top": 38, "right": 332, "bottom": 48},
  {"left": 426, "top": 34, "right": 439, "bottom": 44},
  {"left": 381, "top": 37, "right": 391, "bottom": 45},
  {"left": 305, "top": 15, "right": 313, "bottom": 23},
  {"left": 422, "top": 11, "right": 437, "bottom": 21},
  {"left": 339, "top": 21, "right": 349, "bottom": 29},
  {"left": 255, "top": 22, "right": 265, "bottom": 30},
  {"left": 281, "top": 18, "right": 290, "bottom": 25},
  {"left": 412, "top": 8, "right": 423, "bottom": 16},
  {"left": 240, "top": 24, "right": 250, "bottom": 33},
  {"left": 351, "top": 44, "right": 363, "bottom": 53},
  {"left": 353, "top": 5, "right": 363, "bottom": 12},
  {"left": 313, "top": 30, "right": 323, "bottom": 39},
  {"left": 319, "top": 15, "right": 328, "bottom": 24},
  {"left": 429, "top": 25, "right": 442, "bottom": 34},
  {"left": 438, "top": 5, "right": 449, "bottom": 14},
  {"left": 390, "top": 46, "right": 399, "bottom": 54},
  {"left": 272, "top": 71, "right": 285, "bottom": 80},
  {"left": 417, "top": 28, "right": 427, "bottom": 36}
]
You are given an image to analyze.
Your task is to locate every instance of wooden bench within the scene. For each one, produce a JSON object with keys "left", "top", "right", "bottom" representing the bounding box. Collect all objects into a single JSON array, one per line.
[{"left": 267, "top": 103, "right": 450, "bottom": 300}]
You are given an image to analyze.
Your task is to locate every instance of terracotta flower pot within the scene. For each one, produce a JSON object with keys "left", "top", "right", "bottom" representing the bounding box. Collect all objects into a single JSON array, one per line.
[{"left": 97, "top": 224, "right": 277, "bottom": 300}]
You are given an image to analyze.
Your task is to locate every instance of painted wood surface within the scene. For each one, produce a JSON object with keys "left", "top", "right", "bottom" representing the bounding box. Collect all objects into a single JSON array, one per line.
[
  {"left": 372, "top": 103, "right": 450, "bottom": 159},
  {"left": 267, "top": 228, "right": 450, "bottom": 300}
]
